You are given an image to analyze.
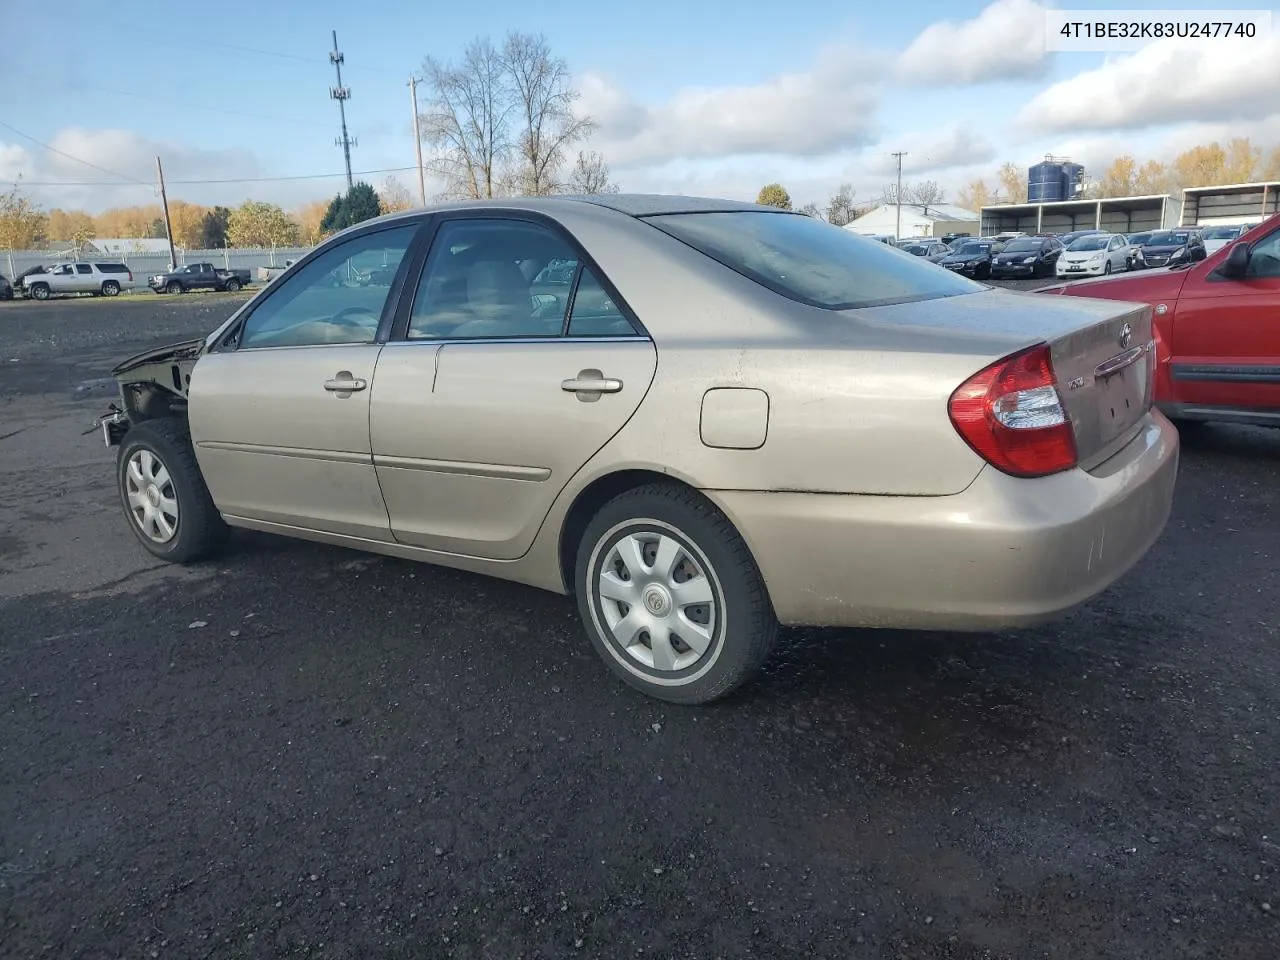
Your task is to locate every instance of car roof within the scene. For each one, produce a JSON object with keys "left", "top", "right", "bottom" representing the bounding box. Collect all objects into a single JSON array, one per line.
[{"left": 366, "top": 193, "right": 789, "bottom": 227}]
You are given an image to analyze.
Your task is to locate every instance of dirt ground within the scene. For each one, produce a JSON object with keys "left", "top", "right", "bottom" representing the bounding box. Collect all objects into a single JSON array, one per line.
[{"left": 1, "top": 289, "right": 1278, "bottom": 959}]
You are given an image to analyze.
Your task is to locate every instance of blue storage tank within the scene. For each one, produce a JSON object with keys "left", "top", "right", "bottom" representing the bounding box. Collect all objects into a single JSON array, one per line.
[
  {"left": 1061, "top": 163, "right": 1085, "bottom": 198},
  {"left": 1028, "top": 161, "right": 1066, "bottom": 202}
]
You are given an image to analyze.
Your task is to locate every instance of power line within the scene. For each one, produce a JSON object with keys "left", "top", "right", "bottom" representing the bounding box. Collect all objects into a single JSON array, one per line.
[
  {"left": 0, "top": 120, "right": 148, "bottom": 184},
  {"left": 14, "top": 165, "right": 420, "bottom": 187}
]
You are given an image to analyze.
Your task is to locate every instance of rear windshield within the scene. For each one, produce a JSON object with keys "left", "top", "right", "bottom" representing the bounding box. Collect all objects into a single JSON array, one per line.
[
  {"left": 645, "top": 212, "right": 982, "bottom": 310},
  {"left": 1200, "top": 226, "right": 1240, "bottom": 239}
]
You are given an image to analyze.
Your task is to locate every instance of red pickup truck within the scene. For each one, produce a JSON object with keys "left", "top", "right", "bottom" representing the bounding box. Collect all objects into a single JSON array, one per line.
[{"left": 1037, "top": 213, "right": 1280, "bottom": 428}]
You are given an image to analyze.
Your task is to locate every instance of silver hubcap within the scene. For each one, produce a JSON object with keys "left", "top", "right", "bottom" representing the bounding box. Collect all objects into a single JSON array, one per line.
[
  {"left": 597, "top": 531, "right": 717, "bottom": 673},
  {"left": 125, "top": 449, "right": 179, "bottom": 543}
]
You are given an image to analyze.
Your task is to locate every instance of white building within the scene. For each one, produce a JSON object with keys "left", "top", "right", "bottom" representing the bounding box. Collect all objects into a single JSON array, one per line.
[
  {"left": 845, "top": 202, "right": 981, "bottom": 240},
  {"left": 86, "top": 238, "right": 177, "bottom": 255}
]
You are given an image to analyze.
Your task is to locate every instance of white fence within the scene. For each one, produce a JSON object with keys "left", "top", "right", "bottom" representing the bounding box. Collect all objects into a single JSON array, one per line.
[{"left": 3, "top": 246, "right": 314, "bottom": 285}]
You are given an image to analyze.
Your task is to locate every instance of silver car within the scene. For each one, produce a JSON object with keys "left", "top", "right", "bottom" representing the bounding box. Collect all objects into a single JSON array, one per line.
[{"left": 97, "top": 195, "right": 1179, "bottom": 703}]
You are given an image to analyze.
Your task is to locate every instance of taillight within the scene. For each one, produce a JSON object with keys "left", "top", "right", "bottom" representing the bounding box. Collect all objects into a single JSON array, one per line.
[{"left": 948, "top": 343, "right": 1078, "bottom": 478}]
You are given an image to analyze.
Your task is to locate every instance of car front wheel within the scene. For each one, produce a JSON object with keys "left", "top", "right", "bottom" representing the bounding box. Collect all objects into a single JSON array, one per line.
[
  {"left": 575, "top": 483, "right": 778, "bottom": 704},
  {"left": 117, "top": 419, "right": 229, "bottom": 563}
]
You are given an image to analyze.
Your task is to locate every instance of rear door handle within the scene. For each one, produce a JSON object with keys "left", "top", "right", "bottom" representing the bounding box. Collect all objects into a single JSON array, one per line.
[
  {"left": 561, "top": 369, "right": 622, "bottom": 398},
  {"left": 324, "top": 373, "right": 367, "bottom": 393}
]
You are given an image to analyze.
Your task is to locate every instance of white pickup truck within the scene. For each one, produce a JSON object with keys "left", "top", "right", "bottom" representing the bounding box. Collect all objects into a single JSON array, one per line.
[{"left": 22, "top": 261, "right": 136, "bottom": 300}]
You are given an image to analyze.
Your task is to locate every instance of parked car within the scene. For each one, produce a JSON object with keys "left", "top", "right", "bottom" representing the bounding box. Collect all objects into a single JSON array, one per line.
[
  {"left": 257, "top": 260, "right": 298, "bottom": 284},
  {"left": 899, "top": 240, "right": 951, "bottom": 263},
  {"left": 1037, "top": 213, "right": 1280, "bottom": 428},
  {"left": 1199, "top": 223, "right": 1259, "bottom": 256},
  {"left": 92, "top": 196, "right": 1178, "bottom": 704},
  {"left": 937, "top": 238, "right": 997, "bottom": 278},
  {"left": 150, "top": 262, "right": 251, "bottom": 294},
  {"left": 1131, "top": 228, "right": 1207, "bottom": 269},
  {"left": 1056, "top": 233, "right": 1133, "bottom": 277},
  {"left": 989, "top": 235, "right": 1064, "bottom": 278},
  {"left": 22, "top": 261, "right": 135, "bottom": 300},
  {"left": 939, "top": 232, "right": 973, "bottom": 246},
  {"left": 0, "top": 274, "right": 12, "bottom": 300}
]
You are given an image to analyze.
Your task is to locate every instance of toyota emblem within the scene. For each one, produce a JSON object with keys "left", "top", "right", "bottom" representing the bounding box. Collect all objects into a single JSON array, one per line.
[{"left": 1118, "top": 322, "right": 1132, "bottom": 349}]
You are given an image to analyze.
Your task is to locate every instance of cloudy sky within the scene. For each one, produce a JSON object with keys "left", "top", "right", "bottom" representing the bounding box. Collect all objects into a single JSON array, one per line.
[{"left": 1, "top": 0, "right": 1277, "bottom": 213}]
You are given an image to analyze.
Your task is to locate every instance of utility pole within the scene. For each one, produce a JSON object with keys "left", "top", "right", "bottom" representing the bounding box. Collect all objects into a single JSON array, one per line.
[
  {"left": 891, "top": 151, "right": 907, "bottom": 240},
  {"left": 408, "top": 76, "right": 426, "bottom": 206},
  {"left": 155, "top": 156, "right": 178, "bottom": 270},
  {"left": 329, "top": 30, "right": 356, "bottom": 189}
]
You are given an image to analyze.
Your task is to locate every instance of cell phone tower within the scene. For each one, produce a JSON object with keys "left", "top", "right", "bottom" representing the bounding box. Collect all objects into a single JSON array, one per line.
[{"left": 329, "top": 30, "right": 356, "bottom": 189}]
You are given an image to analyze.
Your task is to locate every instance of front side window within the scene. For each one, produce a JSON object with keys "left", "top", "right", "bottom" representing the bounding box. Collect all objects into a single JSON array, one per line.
[
  {"left": 646, "top": 211, "right": 982, "bottom": 310},
  {"left": 1245, "top": 229, "right": 1280, "bottom": 279},
  {"left": 237, "top": 224, "right": 418, "bottom": 349},
  {"left": 407, "top": 219, "right": 579, "bottom": 339}
]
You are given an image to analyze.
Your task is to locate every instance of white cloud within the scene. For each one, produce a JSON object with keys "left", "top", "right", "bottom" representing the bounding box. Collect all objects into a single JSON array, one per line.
[
  {"left": 578, "top": 45, "right": 884, "bottom": 167},
  {"left": 862, "top": 124, "right": 996, "bottom": 176},
  {"left": 1016, "top": 33, "right": 1280, "bottom": 134},
  {"left": 895, "top": 0, "right": 1052, "bottom": 84}
]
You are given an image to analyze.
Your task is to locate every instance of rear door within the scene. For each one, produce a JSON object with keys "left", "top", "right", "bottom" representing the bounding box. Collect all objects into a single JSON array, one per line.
[
  {"left": 187, "top": 221, "right": 424, "bottom": 539},
  {"left": 74, "top": 263, "right": 95, "bottom": 292},
  {"left": 369, "top": 215, "right": 657, "bottom": 560},
  {"left": 1167, "top": 223, "right": 1280, "bottom": 417}
]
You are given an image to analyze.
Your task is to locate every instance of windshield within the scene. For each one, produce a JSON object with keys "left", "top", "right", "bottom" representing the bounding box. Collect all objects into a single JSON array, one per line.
[
  {"left": 1145, "top": 231, "right": 1189, "bottom": 246},
  {"left": 647, "top": 211, "right": 983, "bottom": 310},
  {"left": 1127, "top": 232, "right": 1152, "bottom": 245},
  {"left": 1201, "top": 226, "right": 1240, "bottom": 240},
  {"left": 1068, "top": 236, "right": 1109, "bottom": 251},
  {"left": 1002, "top": 238, "right": 1042, "bottom": 253},
  {"left": 954, "top": 241, "right": 992, "bottom": 256}
]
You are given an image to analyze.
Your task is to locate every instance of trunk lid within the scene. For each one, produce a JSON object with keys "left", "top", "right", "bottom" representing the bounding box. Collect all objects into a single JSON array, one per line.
[{"left": 849, "top": 288, "right": 1154, "bottom": 470}]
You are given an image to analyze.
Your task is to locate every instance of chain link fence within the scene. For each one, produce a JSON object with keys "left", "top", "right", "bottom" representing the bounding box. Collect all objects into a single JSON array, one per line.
[{"left": 3, "top": 246, "right": 315, "bottom": 290}]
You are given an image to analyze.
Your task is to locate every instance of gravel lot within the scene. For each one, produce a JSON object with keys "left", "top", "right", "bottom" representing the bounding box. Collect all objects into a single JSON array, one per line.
[{"left": 1, "top": 288, "right": 1278, "bottom": 959}]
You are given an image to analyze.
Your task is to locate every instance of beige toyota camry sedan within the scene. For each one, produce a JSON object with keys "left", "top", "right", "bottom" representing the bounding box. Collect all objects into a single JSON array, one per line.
[{"left": 97, "top": 195, "right": 1179, "bottom": 703}]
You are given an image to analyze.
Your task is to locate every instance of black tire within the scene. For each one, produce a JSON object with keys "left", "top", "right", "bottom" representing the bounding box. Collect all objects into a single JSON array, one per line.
[
  {"left": 166, "top": 281, "right": 183, "bottom": 295},
  {"left": 30, "top": 283, "right": 50, "bottom": 301},
  {"left": 223, "top": 278, "right": 242, "bottom": 292},
  {"left": 574, "top": 483, "right": 778, "bottom": 705},
  {"left": 1104, "top": 260, "right": 1113, "bottom": 275},
  {"left": 101, "top": 280, "right": 120, "bottom": 297},
  {"left": 116, "top": 419, "right": 229, "bottom": 564}
]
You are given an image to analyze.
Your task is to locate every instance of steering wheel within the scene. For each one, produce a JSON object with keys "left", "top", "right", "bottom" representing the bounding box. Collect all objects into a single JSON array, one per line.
[{"left": 330, "top": 305, "right": 380, "bottom": 327}]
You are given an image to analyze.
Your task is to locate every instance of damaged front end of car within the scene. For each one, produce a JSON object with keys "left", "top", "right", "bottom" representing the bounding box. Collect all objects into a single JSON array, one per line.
[{"left": 91, "top": 338, "right": 206, "bottom": 447}]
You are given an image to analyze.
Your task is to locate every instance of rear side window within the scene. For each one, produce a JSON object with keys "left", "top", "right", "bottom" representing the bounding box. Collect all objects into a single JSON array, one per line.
[
  {"left": 646, "top": 211, "right": 982, "bottom": 310},
  {"left": 97, "top": 263, "right": 128, "bottom": 273}
]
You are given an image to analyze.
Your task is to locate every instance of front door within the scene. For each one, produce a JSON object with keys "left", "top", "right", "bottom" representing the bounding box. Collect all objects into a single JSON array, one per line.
[
  {"left": 1169, "top": 224, "right": 1280, "bottom": 415},
  {"left": 187, "top": 222, "right": 422, "bottom": 539},
  {"left": 370, "top": 216, "right": 657, "bottom": 560}
]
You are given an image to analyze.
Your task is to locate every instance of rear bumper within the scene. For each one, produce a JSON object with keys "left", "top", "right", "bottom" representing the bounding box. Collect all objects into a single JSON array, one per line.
[{"left": 710, "top": 412, "right": 1179, "bottom": 630}]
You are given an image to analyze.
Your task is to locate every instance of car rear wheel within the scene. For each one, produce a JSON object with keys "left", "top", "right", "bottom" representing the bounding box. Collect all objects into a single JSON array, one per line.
[
  {"left": 224, "top": 278, "right": 242, "bottom": 292},
  {"left": 30, "top": 283, "right": 50, "bottom": 300},
  {"left": 166, "top": 281, "right": 183, "bottom": 295},
  {"left": 575, "top": 483, "right": 777, "bottom": 704},
  {"left": 117, "top": 419, "right": 229, "bottom": 563},
  {"left": 101, "top": 280, "right": 120, "bottom": 296}
]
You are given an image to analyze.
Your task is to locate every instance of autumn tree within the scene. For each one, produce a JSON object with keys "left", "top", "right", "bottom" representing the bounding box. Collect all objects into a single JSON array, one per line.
[
  {"left": 566, "top": 150, "right": 618, "bottom": 194},
  {"left": 1095, "top": 156, "right": 1138, "bottom": 198},
  {"left": 956, "top": 179, "right": 994, "bottom": 212},
  {"left": 825, "top": 184, "right": 856, "bottom": 226},
  {"left": 94, "top": 205, "right": 161, "bottom": 239},
  {"left": 46, "top": 209, "right": 97, "bottom": 243},
  {"left": 378, "top": 176, "right": 415, "bottom": 213},
  {"left": 1133, "top": 160, "right": 1170, "bottom": 195},
  {"left": 1223, "top": 138, "right": 1260, "bottom": 184},
  {"left": 292, "top": 200, "right": 329, "bottom": 245},
  {"left": 199, "top": 206, "right": 231, "bottom": 248},
  {"left": 1263, "top": 146, "right": 1280, "bottom": 181},
  {"left": 167, "top": 200, "right": 209, "bottom": 248},
  {"left": 0, "top": 182, "right": 48, "bottom": 249},
  {"left": 227, "top": 200, "right": 299, "bottom": 247},
  {"left": 996, "top": 162, "right": 1027, "bottom": 203},
  {"left": 756, "top": 183, "right": 792, "bottom": 209}
]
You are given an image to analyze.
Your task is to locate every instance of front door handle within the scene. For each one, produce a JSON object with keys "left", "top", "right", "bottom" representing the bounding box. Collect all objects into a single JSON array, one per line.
[
  {"left": 324, "top": 371, "right": 367, "bottom": 394},
  {"left": 561, "top": 369, "right": 622, "bottom": 400}
]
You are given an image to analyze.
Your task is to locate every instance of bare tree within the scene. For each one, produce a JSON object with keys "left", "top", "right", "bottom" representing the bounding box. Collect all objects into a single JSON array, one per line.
[
  {"left": 906, "top": 180, "right": 945, "bottom": 209},
  {"left": 825, "top": 184, "right": 856, "bottom": 226},
  {"left": 798, "top": 201, "right": 824, "bottom": 219},
  {"left": 881, "top": 183, "right": 900, "bottom": 206},
  {"left": 420, "top": 37, "right": 514, "bottom": 199},
  {"left": 567, "top": 151, "right": 619, "bottom": 194},
  {"left": 502, "top": 32, "right": 596, "bottom": 195}
]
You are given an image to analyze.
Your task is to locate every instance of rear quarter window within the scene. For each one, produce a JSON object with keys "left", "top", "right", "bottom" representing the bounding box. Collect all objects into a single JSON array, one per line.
[
  {"left": 645, "top": 211, "right": 983, "bottom": 310},
  {"left": 96, "top": 263, "right": 129, "bottom": 273}
]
